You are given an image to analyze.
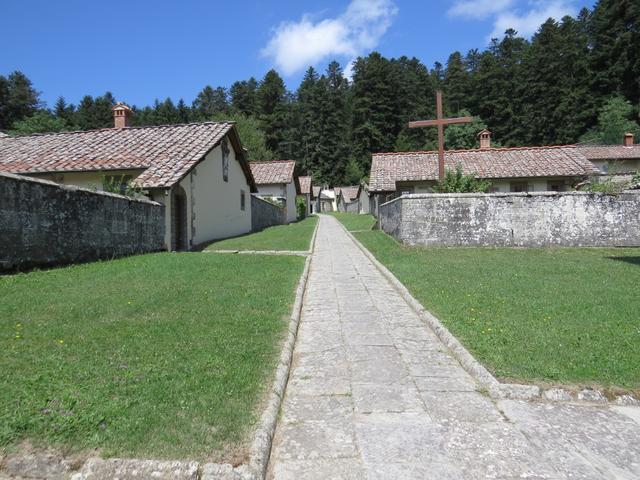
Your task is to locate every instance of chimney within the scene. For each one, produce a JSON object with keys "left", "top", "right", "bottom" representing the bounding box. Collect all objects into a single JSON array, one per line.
[
  {"left": 623, "top": 132, "right": 634, "bottom": 147},
  {"left": 112, "top": 102, "right": 133, "bottom": 128},
  {"left": 477, "top": 129, "right": 492, "bottom": 149}
]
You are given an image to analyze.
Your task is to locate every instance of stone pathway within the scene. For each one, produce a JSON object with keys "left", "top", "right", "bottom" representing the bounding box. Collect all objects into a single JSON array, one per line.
[{"left": 267, "top": 215, "right": 640, "bottom": 479}]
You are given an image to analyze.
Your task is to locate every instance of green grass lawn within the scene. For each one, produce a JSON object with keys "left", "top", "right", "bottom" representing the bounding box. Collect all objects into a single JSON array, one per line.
[
  {"left": 0, "top": 252, "right": 305, "bottom": 461},
  {"left": 354, "top": 231, "right": 640, "bottom": 393},
  {"left": 326, "top": 212, "right": 376, "bottom": 231},
  {"left": 205, "top": 216, "right": 318, "bottom": 252}
]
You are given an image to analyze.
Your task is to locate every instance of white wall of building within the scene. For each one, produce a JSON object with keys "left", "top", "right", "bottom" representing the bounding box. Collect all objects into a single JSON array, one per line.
[{"left": 184, "top": 141, "right": 252, "bottom": 246}]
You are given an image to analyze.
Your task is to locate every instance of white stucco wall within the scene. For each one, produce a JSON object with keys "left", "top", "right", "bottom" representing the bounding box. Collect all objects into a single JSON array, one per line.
[
  {"left": 183, "top": 141, "right": 252, "bottom": 246},
  {"left": 405, "top": 177, "right": 577, "bottom": 194},
  {"left": 29, "top": 170, "right": 145, "bottom": 191}
]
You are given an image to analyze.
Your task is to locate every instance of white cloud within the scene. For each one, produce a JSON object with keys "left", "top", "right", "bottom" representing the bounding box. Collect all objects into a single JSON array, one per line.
[
  {"left": 448, "top": 0, "right": 514, "bottom": 20},
  {"left": 448, "top": 0, "right": 577, "bottom": 40},
  {"left": 262, "top": 0, "right": 398, "bottom": 76},
  {"left": 489, "top": 1, "right": 576, "bottom": 39}
]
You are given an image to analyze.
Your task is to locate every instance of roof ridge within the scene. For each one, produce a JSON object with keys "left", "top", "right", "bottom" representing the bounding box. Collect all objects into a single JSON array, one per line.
[
  {"left": 374, "top": 144, "right": 578, "bottom": 156},
  {"left": 250, "top": 159, "right": 296, "bottom": 164},
  {"left": 6, "top": 121, "right": 235, "bottom": 139}
]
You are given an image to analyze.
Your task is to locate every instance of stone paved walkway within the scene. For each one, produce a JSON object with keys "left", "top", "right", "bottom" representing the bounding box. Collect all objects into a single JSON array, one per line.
[{"left": 267, "top": 215, "right": 640, "bottom": 479}]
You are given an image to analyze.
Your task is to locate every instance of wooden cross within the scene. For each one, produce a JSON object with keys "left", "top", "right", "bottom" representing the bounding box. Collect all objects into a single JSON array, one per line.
[{"left": 408, "top": 90, "right": 473, "bottom": 181}]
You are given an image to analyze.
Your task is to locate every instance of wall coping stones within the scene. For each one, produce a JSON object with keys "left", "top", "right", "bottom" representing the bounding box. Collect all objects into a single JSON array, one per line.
[
  {"left": 1, "top": 171, "right": 162, "bottom": 206},
  {"left": 381, "top": 189, "right": 640, "bottom": 208}
]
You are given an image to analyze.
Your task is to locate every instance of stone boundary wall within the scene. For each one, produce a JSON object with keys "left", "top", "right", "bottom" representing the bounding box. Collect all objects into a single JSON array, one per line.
[
  {"left": 379, "top": 191, "right": 640, "bottom": 247},
  {"left": 251, "top": 194, "right": 286, "bottom": 231},
  {"left": 1, "top": 172, "right": 165, "bottom": 271}
]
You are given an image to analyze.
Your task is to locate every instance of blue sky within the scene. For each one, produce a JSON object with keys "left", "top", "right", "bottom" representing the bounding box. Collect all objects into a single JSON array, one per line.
[{"left": 2, "top": 0, "right": 593, "bottom": 108}]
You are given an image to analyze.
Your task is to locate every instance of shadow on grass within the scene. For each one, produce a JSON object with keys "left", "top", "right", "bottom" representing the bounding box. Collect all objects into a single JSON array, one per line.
[{"left": 607, "top": 256, "right": 640, "bottom": 266}]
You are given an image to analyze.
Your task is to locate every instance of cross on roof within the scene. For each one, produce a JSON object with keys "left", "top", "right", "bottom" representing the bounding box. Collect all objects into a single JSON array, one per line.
[{"left": 408, "top": 90, "right": 473, "bottom": 181}]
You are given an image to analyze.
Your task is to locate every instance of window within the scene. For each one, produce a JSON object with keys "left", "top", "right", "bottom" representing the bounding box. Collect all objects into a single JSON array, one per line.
[
  {"left": 240, "top": 189, "right": 246, "bottom": 211},
  {"left": 221, "top": 138, "right": 230, "bottom": 182},
  {"left": 547, "top": 181, "right": 565, "bottom": 192},
  {"left": 510, "top": 181, "right": 529, "bottom": 193}
]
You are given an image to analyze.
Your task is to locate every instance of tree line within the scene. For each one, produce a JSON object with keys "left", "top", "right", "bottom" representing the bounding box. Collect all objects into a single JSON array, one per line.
[{"left": 1, "top": 0, "right": 638, "bottom": 185}]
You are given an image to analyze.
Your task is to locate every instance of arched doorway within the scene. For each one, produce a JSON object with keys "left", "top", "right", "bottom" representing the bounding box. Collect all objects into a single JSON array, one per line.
[{"left": 172, "top": 186, "right": 188, "bottom": 251}]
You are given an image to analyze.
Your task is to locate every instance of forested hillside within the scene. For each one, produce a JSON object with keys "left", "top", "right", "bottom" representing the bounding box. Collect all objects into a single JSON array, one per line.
[{"left": 1, "top": 0, "right": 638, "bottom": 185}]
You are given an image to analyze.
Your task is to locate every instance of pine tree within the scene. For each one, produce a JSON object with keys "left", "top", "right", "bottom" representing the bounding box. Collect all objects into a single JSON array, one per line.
[
  {"left": 580, "top": 95, "right": 640, "bottom": 144},
  {"left": 54, "top": 96, "right": 76, "bottom": 127},
  {"left": 0, "top": 71, "right": 40, "bottom": 129},
  {"left": 192, "top": 86, "right": 228, "bottom": 120},
  {"left": 589, "top": 0, "right": 640, "bottom": 104},
  {"left": 230, "top": 78, "right": 258, "bottom": 115},
  {"left": 443, "top": 52, "right": 470, "bottom": 113},
  {"left": 256, "top": 69, "right": 288, "bottom": 154}
]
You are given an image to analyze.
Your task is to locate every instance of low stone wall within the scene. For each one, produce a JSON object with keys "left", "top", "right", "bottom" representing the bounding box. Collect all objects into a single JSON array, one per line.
[
  {"left": 251, "top": 194, "right": 286, "bottom": 231},
  {"left": 379, "top": 191, "right": 640, "bottom": 247},
  {"left": 1, "top": 172, "right": 165, "bottom": 271}
]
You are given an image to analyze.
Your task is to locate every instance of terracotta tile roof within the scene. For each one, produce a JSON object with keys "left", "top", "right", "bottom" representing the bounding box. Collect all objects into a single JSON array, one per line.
[
  {"left": 337, "top": 185, "right": 360, "bottom": 202},
  {"left": 249, "top": 160, "right": 296, "bottom": 185},
  {"left": 579, "top": 144, "right": 640, "bottom": 160},
  {"left": 0, "top": 122, "right": 256, "bottom": 190},
  {"left": 298, "top": 175, "right": 312, "bottom": 194},
  {"left": 369, "top": 145, "right": 600, "bottom": 192}
]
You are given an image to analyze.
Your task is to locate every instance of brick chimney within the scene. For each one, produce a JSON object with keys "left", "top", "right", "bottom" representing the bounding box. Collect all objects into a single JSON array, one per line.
[
  {"left": 623, "top": 132, "right": 634, "bottom": 147},
  {"left": 477, "top": 129, "right": 492, "bottom": 149},
  {"left": 113, "top": 102, "right": 133, "bottom": 128}
]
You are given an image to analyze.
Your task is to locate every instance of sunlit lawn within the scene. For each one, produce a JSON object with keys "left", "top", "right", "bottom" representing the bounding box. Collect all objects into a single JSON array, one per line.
[
  {"left": 326, "top": 212, "right": 375, "bottom": 231},
  {"left": 205, "top": 216, "right": 317, "bottom": 252},
  {"left": 0, "top": 252, "right": 304, "bottom": 461}
]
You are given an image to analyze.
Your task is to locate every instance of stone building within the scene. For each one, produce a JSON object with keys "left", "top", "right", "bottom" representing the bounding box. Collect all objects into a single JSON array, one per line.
[
  {"left": 336, "top": 185, "right": 361, "bottom": 212},
  {"left": 249, "top": 160, "right": 300, "bottom": 223},
  {"left": 580, "top": 133, "right": 640, "bottom": 182},
  {"left": 298, "top": 175, "right": 313, "bottom": 215},
  {"left": 0, "top": 103, "right": 257, "bottom": 250},
  {"left": 368, "top": 133, "right": 600, "bottom": 216}
]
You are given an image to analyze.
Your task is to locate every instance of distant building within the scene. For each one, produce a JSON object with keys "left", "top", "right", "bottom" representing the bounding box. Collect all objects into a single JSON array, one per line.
[
  {"left": 249, "top": 160, "right": 300, "bottom": 223},
  {"left": 580, "top": 133, "right": 640, "bottom": 182},
  {"left": 298, "top": 175, "right": 313, "bottom": 216},
  {"left": 336, "top": 185, "right": 361, "bottom": 212},
  {"left": 368, "top": 131, "right": 600, "bottom": 216}
]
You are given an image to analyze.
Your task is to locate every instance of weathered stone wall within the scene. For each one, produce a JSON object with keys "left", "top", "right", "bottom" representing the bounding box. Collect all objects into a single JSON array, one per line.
[
  {"left": 1, "top": 172, "right": 165, "bottom": 271},
  {"left": 251, "top": 194, "right": 286, "bottom": 231},
  {"left": 379, "top": 191, "right": 640, "bottom": 247}
]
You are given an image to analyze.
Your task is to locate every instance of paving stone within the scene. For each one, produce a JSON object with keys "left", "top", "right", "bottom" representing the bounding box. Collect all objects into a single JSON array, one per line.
[
  {"left": 353, "top": 412, "right": 445, "bottom": 464},
  {"left": 274, "top": 421, "right": 358, "bottom": 461},
  {"left": 269, "top": 459, "right": 365, "bottom": 480},
  {"left": 352, "top": 379, "right": 424, "bottom": 414},
  {"left": 412, "top": 375, "right": 476, "bottom": 392},
  {"left": 364, "top": 462, "right": 463, "bottom": 480},
  {"left": 2, "top": 452, "right": 74, "bottom": 480},
  {"left": 419, "top": 390, "right": 504, "bottom": 423},
  {"left": 74, "top": 458, "right": 198, "bottom": 480},
  {"left": 282, "top": 394, "right": 353, "bottom": 423}
]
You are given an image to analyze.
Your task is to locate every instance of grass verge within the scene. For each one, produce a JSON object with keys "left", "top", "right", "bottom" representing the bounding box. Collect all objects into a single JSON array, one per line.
[
  {"left": 326, "top": 212, "right": 375, "bottom": 231},
  {"left": 205, "top": 216, "right": 317, "bottom": 252},
  {"left": 0, "top": 252, "right": 305, "bottom": 461},
  {"left": 353, "top": 230, "right": 640, "bottom": 393}
]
